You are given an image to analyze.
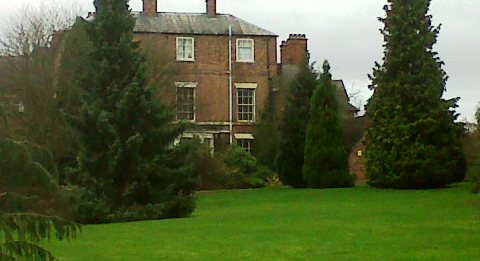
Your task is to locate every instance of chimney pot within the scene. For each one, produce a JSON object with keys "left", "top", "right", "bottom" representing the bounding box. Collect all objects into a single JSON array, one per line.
[
  {"left": 143, "top": 0, "right": 157, "bottom": 17},
  {"left": 206, "top": 0, "right": 217, "bottom": 18},
  {"left": 281, "top": 33, "right": 309, "bottom": 65}
]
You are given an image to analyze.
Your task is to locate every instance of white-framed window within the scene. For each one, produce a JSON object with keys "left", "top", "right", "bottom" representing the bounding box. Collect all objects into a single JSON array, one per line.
[
  {"left": 176, "top": 37, "right": 195, "bottom": 61},
  {"left": 174, "top": 132, "right": 215, "bottom": 154},
  {"left": 175, "top": 82, "right": 197, "bottom": 121},
  {"left": 236, "top": 38, "right": 254, "bottom": 62},
  {"left": 235, "top": 133, "right": 255, "bottom": 153},
  {"left": 236, "top": 83, "right": 256, "bottom": 122}
]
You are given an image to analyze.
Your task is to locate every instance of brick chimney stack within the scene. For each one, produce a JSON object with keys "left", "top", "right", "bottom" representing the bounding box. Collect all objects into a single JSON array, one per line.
[
  {"left": 206, "top": 0, "right": 217, "bottom": 18},
  {"left": 280, "top": 34, "right": 308, "bottom": 65},
  {"left": 143, "top": 0, "right": 157, "bottom": 17}
]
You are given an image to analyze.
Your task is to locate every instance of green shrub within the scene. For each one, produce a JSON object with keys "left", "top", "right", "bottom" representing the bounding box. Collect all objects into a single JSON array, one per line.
[
  {"left": 0, "top": 139, "right": 57, "bottom": 197},
  {"left": 468, "top": 155, "right": 480, "bottom": 193},
  {"left": 223, "top": 145, "right": 257, "bottom": 176},
  {"left": 191, "top": 145, "right": 271, "bottom": 190}
]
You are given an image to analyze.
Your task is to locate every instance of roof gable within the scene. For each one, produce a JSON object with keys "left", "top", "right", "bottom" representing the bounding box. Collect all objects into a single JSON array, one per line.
[{"left": 133, "top": 12, "right": 277, "bottom": 37}]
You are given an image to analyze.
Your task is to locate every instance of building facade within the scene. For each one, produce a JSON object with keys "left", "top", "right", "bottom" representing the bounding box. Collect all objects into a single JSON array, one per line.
[{"left": 134, "top": 0, "right": 310, "bottom": 152}]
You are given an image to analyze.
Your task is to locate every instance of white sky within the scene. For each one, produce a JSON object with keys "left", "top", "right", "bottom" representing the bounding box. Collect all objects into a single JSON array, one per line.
[{"left": 1, "top": 0, "right": 478, "bottom": 121}]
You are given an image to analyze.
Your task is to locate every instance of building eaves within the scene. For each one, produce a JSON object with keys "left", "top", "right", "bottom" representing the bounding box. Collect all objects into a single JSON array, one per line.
[{"left": 133, "top": 12, "right": 277, "bottom": 37}]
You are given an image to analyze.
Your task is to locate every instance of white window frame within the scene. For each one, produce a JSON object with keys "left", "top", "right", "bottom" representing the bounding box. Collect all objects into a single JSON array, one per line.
[
  {"left": 236, "top": 38, "right": 255, "bottom": 63},
  {"left": 175, "top": 82, "right": 197, "bottom": 122},
  {"left": 234, "top": 133, "right": 255, "bottom": 153},
  {"left": 236, "top": 84, "right": 257, "bottom": 123},
  {"left": 176, "top": 37, "right": 195, "bottom": 61},
  {"left": 174, "top": 132, "right": 215, "bottom": 154}
]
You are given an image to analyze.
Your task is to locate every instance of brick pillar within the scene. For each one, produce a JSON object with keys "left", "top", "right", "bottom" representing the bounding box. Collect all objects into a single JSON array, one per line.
[
  {"left": 143, "top": 0, "right": 157, "bottom": 17},
  {"left": 281, "top": 34, "right": 308, "bottom": 65},
  {"left": 206, "top": 0, "right": 217, "bottom": 18}
]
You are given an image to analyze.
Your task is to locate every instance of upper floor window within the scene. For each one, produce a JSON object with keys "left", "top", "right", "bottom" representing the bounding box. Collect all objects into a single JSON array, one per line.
[
  {"left": 176, "top": 37, "right": 194, "bottom": 61},
  {"left": 176, "top": 82, "right": 196, "bottom": 121},
  {"left": 236, "top": 83, "right": 257, "bottom": 122},
  {"left": 236, "top": 39, "right": 254, "bottom": 62}
]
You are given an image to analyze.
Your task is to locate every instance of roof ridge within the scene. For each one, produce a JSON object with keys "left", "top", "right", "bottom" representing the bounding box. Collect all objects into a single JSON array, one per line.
[{"left": 132, "top": 11, "right": 229, "bottom": 16}]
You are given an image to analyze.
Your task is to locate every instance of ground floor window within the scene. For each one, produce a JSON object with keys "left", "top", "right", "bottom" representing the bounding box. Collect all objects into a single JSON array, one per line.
[
  {"left": 175, "top": 132, "right": 215, "bottom": 154},
  {"left": 234, "top": 133, "right": 255, "bottom": 153}
]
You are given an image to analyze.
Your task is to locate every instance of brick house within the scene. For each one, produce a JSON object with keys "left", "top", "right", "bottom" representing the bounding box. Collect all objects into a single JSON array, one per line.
[
  {"left": 132, "top": 0, "right": 322, "bottom": 153},
  {"left": 47, "top": 0, "right": 354, "bottom": 154}
]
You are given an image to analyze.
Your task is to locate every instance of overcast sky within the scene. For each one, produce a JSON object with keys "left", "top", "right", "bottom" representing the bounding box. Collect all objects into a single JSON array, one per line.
[{"left": 1, "top": 0, "right": 479, "bottom": 121}]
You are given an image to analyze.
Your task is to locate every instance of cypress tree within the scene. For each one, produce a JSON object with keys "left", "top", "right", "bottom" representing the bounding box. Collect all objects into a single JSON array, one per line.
[
  {"left": 254, "top": 86, "right": 280, "bottom": 171},
  {"left": 365, "top": 0, "right": 466, "bottom": 188},
  {"left": 303, "top": 61, "right": 354, "bottom": 188},
  {"left": 71, "top": 0, "right": 196, "bottom": 222},
  {"left": 277, "top": 61, "right": 317, "bottom": 188}
]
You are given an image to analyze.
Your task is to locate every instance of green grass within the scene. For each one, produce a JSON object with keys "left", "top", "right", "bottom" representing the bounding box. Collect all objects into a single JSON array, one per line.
[{"left": 47, "top": 184, "right": 480, "bottom": 260}]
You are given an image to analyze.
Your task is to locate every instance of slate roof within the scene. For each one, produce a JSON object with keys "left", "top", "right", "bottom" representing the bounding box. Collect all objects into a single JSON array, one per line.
[
  {"left": 333, "top": 80, "right": 359, "bottom": 113},
  {"left": 133, "top": 12, "right": 277, "bottom": 37}
]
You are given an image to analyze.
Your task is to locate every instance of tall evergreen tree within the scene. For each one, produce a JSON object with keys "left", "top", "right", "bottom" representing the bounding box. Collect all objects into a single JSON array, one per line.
[
  {"left": 277, "top": 61, "right": 317, "bottom": 188},
  {"left": 0, "top": 139, "right": 80, "bottom": 261},
  {"left": 254, "top": 85, "right": 280, "bottom": 171},
  {"left": 303, "top": 61, "right": 354, "bottom": 188},
  {"left": 365, "top": 0, "right": 466, "bottom": 188},
  {"left": 71, "top": 0, "right": 196, "bottom": 222}
]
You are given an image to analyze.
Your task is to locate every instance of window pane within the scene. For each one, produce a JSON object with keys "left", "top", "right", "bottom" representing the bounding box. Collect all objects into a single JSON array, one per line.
[
  {"left": 177, "top": 38, "right": 194, "bottom": 60},
  {"left": 237, "top": 139, "right": 254, "bottom": 153},
  {"left": 238, "top": 39, "right": 253, "bottom": 61},
  {"left": 176, "top": 87, "right": 195, "bottom": 121},
  {"left": 237, "top": 88, "right": 255, "bottom": 122}
]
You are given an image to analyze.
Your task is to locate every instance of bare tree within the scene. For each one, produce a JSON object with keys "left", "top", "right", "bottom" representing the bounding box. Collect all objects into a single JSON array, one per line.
[
  {"left": 0, "top": 1, "right": 87, "bottom": 161},
  {"left": 0, "top": 1, "right": 88, "bottom": 56}
]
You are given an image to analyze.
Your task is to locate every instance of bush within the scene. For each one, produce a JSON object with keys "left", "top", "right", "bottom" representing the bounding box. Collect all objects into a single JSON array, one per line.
[
  {"left": 223, "top": 146, "right": 257, "bottom": 176},
  {"left": 0, "top": 139, "right": 75, "bottom": 219},
  {"left": 469, "top": 155, "right": 480, "bottom": 193},
  {"left": 193, "top": 145, "right": 274, "bottom": 190}
]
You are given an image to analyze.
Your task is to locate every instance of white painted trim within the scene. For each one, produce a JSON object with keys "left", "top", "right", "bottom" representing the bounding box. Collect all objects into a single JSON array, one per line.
[
  {"left": 234, "top": 83, "right": 257, "bottom": 89},
  {"left": 175, "top": 83, "right": 196, "bottom": 122},
  {"left": 236, "top": 87, "right": 256, "bottom": 123},
  {"left": 236, "top": 38, "right": 255, "bottom": 63},
  {"left": 174, "top": 132, "right": 215, "bottom": 154},
  {"left": 234, "top": 133, "right": 254, "bottom": 140},
  {"left": 175, "top": 82, "right": 198, "bottom": 88},
  {"left": 176, "top": 37, "right": 195, "bottom": 61}
]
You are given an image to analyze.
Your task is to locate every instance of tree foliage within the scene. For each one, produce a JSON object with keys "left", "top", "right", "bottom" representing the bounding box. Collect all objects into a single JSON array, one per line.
[
  {"left": 0, "top": 3, "right": 85, "bottom": 174},
  {"left": 0, "top": 208, "right": 79, "bottom": 261},
  {"left": 303, "top": 61, "right": 354, "bottom": 188},
  {"left": 0, "top": 139, "right": 80, "bottom": 261},
  {"left": 468, "top": 103, "right": 480, "bottom": 193},
  {"left": 277, "top": 61, "right": 318, "bottom": 188},
  {"left": 365, "top": 0, "right": 466, "bottom": 188},
  {"left": 476, "top": 103, "right": 480, "bottom": 126},
  {"left": 69, "top": 0, "right": 196, "bottom": 223},
  {"left": 0, "top": 105, "right": 7, "bottom": 139},
  {"left": 254, "top": 85, "right": 280, "bottom": 171}
]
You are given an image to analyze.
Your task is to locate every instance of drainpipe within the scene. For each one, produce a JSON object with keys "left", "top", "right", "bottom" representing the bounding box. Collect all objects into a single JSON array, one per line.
[{"left": 228, "top": 25, "right": 233, "bottom": 145}]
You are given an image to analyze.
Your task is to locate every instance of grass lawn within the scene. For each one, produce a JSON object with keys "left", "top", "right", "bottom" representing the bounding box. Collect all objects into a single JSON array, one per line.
[{"left": 47, "top": 183, "right": 480, "bottom": 261}]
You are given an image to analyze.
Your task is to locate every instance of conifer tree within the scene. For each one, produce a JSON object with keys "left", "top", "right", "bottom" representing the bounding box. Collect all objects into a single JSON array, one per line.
[
  {"left": 71, "top": 0, "right": 196, "bottom": 222},
  {"left": 0, "top": 139, "right": 80, "bottom": 261},
  {"left": 277, "top": 61, "right": 317, "bottom": 188},
  {"left": 254, "top": 86, "right": 280, "bottom": 171},
  {"left": 303, "top": 61, "right": 354, "bottom": 188},
  {"left": 365, "top": 0, "right": 466, "bottom": 188}
]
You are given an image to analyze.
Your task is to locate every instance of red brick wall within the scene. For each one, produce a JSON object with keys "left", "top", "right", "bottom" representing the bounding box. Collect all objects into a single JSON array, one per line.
[
  {"left": 280, "top": 34, "right": 308, "bottom": 65},
  {"left": 135, "top": 33, "right": 277, "bottom": 135}
]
